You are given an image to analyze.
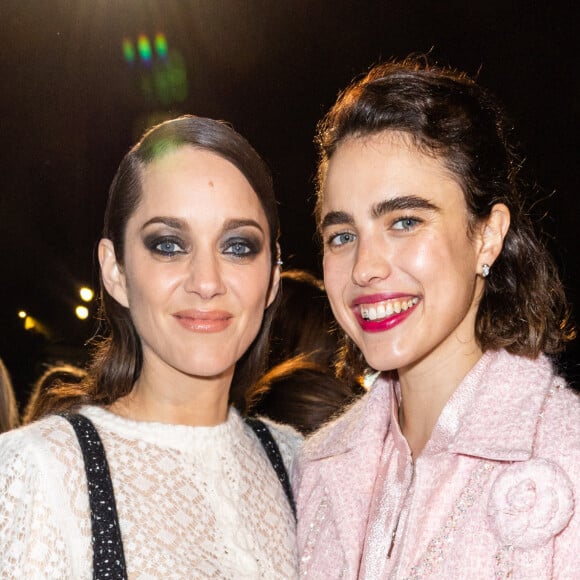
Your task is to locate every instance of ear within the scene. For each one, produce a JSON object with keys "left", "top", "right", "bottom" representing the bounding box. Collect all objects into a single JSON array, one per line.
[
  {"left": 265, "top": 245, "right": 282, "bottom": 308},
  {"left": 476, "top": 203, "right": 511, "bottom": 273},
  {"left": 98, "top": 238, "right": 129, "bottom": 308}
]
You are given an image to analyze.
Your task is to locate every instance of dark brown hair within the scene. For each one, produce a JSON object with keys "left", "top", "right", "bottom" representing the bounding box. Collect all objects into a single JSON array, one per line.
[
  {"left": 247, "top": 354, "right": 365, "bottom": 435},
  {"left": 40, "top": 115, "right": 280, "bottom": 416},
  {"left": 268, "top": 269, "right": 339, "bottom": 369},
  {"left": 316, "top": 57, "right": 575, "bottom": 381}
]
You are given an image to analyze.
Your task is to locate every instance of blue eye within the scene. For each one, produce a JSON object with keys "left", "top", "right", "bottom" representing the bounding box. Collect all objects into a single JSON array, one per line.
[
  {"left": 327, "top": 231, "right": 356, "bottom": 247},
  {"left": 148, "top": 237, "right": 185, "bottom": 257},
  {"left": 223, "top": 237, "right": 259, "bottom": 257},
  {"left": 392, "top": 217, "right": 420, "bottom": 231}
]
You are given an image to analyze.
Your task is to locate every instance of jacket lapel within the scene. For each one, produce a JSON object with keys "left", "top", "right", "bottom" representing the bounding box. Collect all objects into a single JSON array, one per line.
[{"left": 301, "top": 377, "right": 393, "bottom": 575}]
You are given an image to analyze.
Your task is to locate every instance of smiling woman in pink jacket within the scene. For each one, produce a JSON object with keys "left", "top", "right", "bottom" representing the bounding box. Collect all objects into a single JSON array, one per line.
[{"left": 295, "top": 58, "right": 580, "bottom": 578}]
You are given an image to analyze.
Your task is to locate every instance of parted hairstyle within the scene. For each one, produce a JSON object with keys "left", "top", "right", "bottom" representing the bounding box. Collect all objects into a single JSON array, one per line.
[
  {"left": 37, "top": 115, "right": 280, "bottom": 417},
  {"left": 315, "top": 57, "right": 575, "bottom": 381}
]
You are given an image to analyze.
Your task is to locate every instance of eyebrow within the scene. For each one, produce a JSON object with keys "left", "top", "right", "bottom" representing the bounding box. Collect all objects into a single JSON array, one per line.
[
  {"left": 320, "top": 195, "right": 440, "bottom": 229},
  {"left": 141, "top": 216, "right": 265, "bottom": 234},
  {"left": 371, "top": 195, "right": 440, "bottom": 218}
]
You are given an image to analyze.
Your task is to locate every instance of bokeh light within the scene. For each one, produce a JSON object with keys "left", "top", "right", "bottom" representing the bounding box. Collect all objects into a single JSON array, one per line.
[
  {"left": 75, "top": 306, "right": 89, "bottom": 320},
  {"left": 18, "top": 310, "right": 27, "bottom": 319},
  {"left": 79, "top": 287, "right": 94, "bottom": 302}
]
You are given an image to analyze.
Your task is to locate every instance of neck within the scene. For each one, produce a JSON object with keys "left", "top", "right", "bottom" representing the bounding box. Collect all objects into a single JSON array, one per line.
[
  {"left": 109, "top": 362, "right": 233, "bottom": 427},
  {"left": 397, "top": 344, "right": 482, "bottom": 458}
]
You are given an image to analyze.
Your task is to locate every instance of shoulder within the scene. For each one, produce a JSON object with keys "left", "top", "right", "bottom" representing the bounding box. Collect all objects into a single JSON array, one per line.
[
  {"left": 537, "top": 378, "right": 580, "bottom": 452},
  {"left": 0, "top": 414, "right": 80, "bottom": 502},
  {"left": 0, "top": 414, "right": 76, "bottom": 461}
]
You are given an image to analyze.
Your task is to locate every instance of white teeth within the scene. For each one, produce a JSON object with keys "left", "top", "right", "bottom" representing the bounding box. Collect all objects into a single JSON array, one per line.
[{"left": 359, "top": 297, "right": 418, "bottom": 320}]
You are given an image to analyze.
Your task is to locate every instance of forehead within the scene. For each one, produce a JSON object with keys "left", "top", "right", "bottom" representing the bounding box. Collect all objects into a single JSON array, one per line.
[
  {"left": 321, "top": 132, "right": 464, "bottom": 213},
  {"left": 134, "top": 146, "right": 268, "bottom": 225}
]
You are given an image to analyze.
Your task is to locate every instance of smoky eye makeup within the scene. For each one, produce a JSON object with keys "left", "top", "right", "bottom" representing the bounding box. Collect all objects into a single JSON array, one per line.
[
  {"left": 221, "top": 231, "right": 264, "bottom": 258},
  {"left": 142, "top": 231, "right": 188, "bottom": 257}
]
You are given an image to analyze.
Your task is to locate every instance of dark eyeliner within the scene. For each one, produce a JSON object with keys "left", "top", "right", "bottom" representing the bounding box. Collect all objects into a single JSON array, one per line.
[{"left": 143, "top": 233, "right": 185, "bottom": 256}]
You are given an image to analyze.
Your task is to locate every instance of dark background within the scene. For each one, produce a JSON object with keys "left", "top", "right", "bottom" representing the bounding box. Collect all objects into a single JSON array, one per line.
[{"left": 1, "top": 0, "right": 578, "bottom": 407}]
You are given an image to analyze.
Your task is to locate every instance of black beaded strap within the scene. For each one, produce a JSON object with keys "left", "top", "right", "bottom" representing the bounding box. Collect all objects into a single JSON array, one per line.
[
  {"left": 60, "top": 413, "right": 128, "bottom": 580},
  {"left": 244, "top": 417, "right": 296, "bottom": 518}
]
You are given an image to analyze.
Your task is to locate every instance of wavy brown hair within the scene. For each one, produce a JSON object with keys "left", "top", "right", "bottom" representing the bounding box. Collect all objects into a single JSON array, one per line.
[
  {"left": 38, "top": 116, "right": 280, "bottom": 417},
  {"left": 315, "top": 57, "right": 575, "bottom": 382}
]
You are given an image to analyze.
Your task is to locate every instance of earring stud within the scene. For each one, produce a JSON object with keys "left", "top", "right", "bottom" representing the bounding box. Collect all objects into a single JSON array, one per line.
[
  {"left": 276, "top": 259, "right": 283, "bottom": 266},
  {"left": 481, "top": 264, "right": 490, "bottom": 278}
]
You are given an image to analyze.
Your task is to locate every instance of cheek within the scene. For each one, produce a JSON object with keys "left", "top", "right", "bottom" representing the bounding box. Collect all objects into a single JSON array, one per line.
[
  {"left": 322, "top": 255, "right": 349, "bottom": 318},
  {"left": 124, "top": 258, "right": 181, "bottom": 307}
]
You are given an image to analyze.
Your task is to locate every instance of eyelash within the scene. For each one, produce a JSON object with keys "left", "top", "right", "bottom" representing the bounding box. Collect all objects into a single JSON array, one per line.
[
  {"left": 222, "top": 237, "right": 260, "bottom": 257},
  {"left": 147, "top": 236, "right": 186, "bottom": 257},
  {"left": 325, "top": 215, "right": 423, "bottom": 248},
  {"left": 391, "top": 216, "right": 422, "bottom": 231},
  {"left": 145, "top": 234, "right": 261, "bottom": 260},
  {"left": 326, "top": 231, "right": 356, "bottom": 248}
]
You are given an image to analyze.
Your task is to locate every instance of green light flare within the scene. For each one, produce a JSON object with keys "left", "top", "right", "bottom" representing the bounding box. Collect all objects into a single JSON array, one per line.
[
  {"left": 122, "top": 38, "right": 135, "bottom": 63},
  {"left": 138, "top": 34, "right": 152, "bottom": 63},
  {"left": 155, "top": 33, "right": 168, "bottom": 58}
]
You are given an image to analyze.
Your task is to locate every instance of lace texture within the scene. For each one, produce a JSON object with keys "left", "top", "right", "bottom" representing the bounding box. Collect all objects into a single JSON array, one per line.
[{"left": 0, "top": 406, "right": 301, "bottom": 579}]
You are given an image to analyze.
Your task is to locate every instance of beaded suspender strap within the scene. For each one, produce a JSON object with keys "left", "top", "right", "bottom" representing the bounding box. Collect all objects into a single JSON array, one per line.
[
  {"left": 244, "top": 417, "right": 297, "bottom": 518},
  {"left": 60, "top": 413, "right": 128, "bottom": 580}
]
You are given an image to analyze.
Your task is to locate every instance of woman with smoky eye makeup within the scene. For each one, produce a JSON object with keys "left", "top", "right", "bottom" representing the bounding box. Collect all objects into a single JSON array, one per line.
[
  {"left": 0, "top": 115, "right": 301, "bottom": 579},
  {"left": 294, "top": 58, "right": 580, "bottom": 578}
]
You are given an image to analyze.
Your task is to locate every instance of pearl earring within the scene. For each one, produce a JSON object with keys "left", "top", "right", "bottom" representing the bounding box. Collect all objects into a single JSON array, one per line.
[{"left": 481, "top": 264, "right": 490, "bottom": 278}]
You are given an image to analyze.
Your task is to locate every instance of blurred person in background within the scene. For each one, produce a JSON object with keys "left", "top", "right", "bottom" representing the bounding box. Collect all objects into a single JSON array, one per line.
[
  {"left": 22, "top": 362, "right": 86, "bottom": 425},
  {"left": 0, "top": 358, "right": 19, "bottom": 434}
]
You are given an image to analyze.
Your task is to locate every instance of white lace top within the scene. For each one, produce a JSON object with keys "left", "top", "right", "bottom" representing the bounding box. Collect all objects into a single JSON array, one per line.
[{"left": 0, "top": 405, "right": 302, "bottom": 579}]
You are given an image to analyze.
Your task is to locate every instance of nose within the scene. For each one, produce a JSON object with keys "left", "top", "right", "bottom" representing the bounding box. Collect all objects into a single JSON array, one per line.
[
  {"left": 351, "top": 236, "right": 391, "bottom": 287},
  {"left": 183, "top": 248, "right": 226, "bottom": 299}
]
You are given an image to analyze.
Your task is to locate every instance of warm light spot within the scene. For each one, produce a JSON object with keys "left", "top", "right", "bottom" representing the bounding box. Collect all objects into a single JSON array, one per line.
[
  {"left": 18, "top": 310, "right": 27, "bottom": 319},
  {"left": 79, "top": 287, "right": 94, "bottom": 302},
  {"left": 75, "top": 305, "right": 89, "bottom": 320},
  {"left": 24, "top": 316, "right": 36, "bottom": 330}
]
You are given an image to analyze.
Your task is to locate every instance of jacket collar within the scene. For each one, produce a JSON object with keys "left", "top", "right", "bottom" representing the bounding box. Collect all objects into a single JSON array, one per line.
[{"left": 303, "top": 350, "right": 556, "bottom": 464}]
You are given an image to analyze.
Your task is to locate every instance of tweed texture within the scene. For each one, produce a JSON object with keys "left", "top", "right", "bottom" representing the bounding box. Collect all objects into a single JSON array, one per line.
[{"left": 295, "top": 350, "right": 580, "bottom": 579}]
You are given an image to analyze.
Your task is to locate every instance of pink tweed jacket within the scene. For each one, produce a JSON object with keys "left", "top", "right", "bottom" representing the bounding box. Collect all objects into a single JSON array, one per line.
[{"left": 294, "top": 350, "right": 580, "bottom": 578}]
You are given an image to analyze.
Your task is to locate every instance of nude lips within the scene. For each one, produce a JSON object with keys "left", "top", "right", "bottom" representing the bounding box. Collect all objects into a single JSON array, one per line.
[{"left": 173, "top": 310, "right": 232, "bottom": 333}]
